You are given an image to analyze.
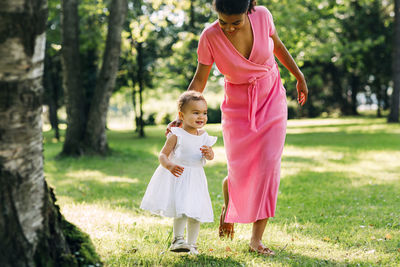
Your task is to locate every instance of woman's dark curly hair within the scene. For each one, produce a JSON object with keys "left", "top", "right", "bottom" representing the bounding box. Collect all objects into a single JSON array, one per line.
[{"left": 213, "top": 0, "right": 256, "bottom": 15}]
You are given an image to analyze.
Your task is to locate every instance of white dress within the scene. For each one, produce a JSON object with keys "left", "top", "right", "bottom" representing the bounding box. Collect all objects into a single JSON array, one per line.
[{"left": 140, "top": 127, "right": 217, "bottom": 223}]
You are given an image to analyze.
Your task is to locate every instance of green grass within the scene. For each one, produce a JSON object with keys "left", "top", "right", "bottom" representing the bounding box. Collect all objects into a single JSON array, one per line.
[{"left": 43, "top": 117, "right": 400, "bottom": 266}]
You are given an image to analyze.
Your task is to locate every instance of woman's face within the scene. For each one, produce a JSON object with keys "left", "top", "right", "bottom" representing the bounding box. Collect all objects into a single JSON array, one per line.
[{"left": 217, "top": 12, "right": 247, "bottom": 35}]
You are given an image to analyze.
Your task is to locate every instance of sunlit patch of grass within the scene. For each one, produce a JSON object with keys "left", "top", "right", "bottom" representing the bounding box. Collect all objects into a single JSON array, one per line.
[{"left": 43, "top": 117, "right": 400, "bottom": 266}]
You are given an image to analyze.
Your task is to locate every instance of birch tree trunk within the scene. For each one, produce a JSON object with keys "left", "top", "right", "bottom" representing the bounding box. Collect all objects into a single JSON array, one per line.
[
  {"left": 0, "top": 1, "right": 99, "bottom": 265},
  {"left": 389, "top": 0, "right": 400, "bottom": 122},
  {"left": 84, "top": 0, "right": 128, "bottom": 154}
]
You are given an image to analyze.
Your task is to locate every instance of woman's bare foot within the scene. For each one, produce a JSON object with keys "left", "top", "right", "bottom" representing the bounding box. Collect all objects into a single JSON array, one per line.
[
  {"left": 249, "top": 240, "right": 275, "bottom": 256},
  {"left": 218, "top": 206, "right": 234, "bottom": 239}
]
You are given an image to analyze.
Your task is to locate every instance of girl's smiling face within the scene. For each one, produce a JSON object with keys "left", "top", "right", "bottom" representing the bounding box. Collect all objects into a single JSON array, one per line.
[
  {"left": 179, "top": 100, "right": 208, "bottom": 130},
  {"left": 217, "top": 12, "right": 247, "bottom": 35}
]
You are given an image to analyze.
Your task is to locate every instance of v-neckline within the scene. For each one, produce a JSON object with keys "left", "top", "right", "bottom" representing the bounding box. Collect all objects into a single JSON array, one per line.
[{"left": 218, "top": 12, "right": 255, "bottom": 62}]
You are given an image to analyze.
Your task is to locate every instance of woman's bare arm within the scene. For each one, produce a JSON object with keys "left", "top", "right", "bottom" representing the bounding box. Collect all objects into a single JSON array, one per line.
[
  {"left": 187, "top": 63, "right": 213, "bottom": 93},
  {"left": 271, "top": 31, "right": 308, "bottom": 106}
]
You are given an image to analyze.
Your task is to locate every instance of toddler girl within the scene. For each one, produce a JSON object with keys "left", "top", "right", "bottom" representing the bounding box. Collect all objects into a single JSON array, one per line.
[{"left": 140, "top": 91, "right": 217, "bottom": 255}]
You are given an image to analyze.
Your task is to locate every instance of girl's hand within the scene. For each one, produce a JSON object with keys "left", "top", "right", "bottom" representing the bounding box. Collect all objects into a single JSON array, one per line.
[
  {"left": 166, "top": 163, "right": 184, "bottom": 177},
  {"left": 297, "top": 78, "right": 308, "bottom": 106},
  {"left": 165, "top": 119, "right": 182, "bottom": 136},
  {"left": 200, "top": 145, "right": 214, "bottom": 160}
]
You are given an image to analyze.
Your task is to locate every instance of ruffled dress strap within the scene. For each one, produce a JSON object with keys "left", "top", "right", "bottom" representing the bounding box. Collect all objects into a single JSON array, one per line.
[
  {"left": 204, "top": 132, "right": 218, "bottom": 147},
  {"left": 168, "top": 127, "right": 183, "bottom": 147}
]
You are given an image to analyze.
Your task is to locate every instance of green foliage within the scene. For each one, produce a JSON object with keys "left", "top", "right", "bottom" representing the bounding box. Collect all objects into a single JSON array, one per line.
[{"left": 46, "top": 0, "right": 396, "bottom": 127}]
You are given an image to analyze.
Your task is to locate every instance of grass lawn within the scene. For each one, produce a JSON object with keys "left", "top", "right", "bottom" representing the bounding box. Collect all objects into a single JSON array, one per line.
[{"left": 43, "top": 117, "right": 400, "bottom": 266}]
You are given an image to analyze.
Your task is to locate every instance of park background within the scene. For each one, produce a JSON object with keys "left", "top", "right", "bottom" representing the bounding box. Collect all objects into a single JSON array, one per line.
[{"left": 1, "top": 0, "right": 400, "bottom": 266}]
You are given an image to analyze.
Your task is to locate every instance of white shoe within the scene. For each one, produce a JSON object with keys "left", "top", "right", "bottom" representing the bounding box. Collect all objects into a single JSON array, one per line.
[
  {"left": 188, "top": 244, "right": 199, "bottom": 255},
  {"left": 169, "top": 236, "right": 190, "bottom": 252}
]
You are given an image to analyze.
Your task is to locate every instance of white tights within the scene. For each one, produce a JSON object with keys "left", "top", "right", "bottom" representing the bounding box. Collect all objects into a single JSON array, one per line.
[{"left": 173, "top": 216, "right": 200, "bottom": 245}]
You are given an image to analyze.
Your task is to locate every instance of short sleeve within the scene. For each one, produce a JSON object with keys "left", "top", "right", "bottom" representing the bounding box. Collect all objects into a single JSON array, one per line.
[
  {"left": 168, "top": 127, "right": 182, "bottom": 147},
  {"left": 265, "top": 8, "right": 276, "bottom": 37},
  {"left": 204, "top": 133, "right": 217, "bottom": 147},
  {"left": 197, "top": 30, "right": 214, "bottom": 65}
]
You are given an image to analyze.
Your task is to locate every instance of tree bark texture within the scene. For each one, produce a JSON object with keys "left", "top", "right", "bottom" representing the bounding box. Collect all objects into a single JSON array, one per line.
[
  {"left": 0, "top": 1, "right": 100, "bottom": 266},
  {"left": 85, "top": 0, "right": 128, "bottom": 153},
  {"left": 0, "top": 0, "right": 71, "bottom": 265},
  {"left": 61, "top": 0, "right": 86, "bottom": 155},
  {"left": 389, "top": 0, "right": 400, "bottom": 122}
]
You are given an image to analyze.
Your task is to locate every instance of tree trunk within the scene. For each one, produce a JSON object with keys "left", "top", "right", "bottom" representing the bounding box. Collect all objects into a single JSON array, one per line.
[
  {"left": 389, "top": 0, "right": 400, "bottom": 122},
  {"left": 0, "top": 1, "right": 99, "bottom": 266},
  {"left": 61, "top": 0, "right": 86, "bottom": 155},
  {"left": 44, "top": 46, "right": 60, "bottom": 140},
  {"left": 350, "top": 75, "right": 359, "bottom": 116},
  {"left": 137, "top": 42, "right": 145, "bottom": 137},
  {"left": 84, "top": 0, "right": 128, "bottom": 154}
]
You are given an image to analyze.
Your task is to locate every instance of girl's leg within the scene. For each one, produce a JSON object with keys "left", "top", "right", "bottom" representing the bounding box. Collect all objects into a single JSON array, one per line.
[
  {"left": 171, "top": 216, "right": 190, "bottom": 252},
  {"left": 186, "top": 217, "right": 200, "bottom": 246},
  {"left": 187, "top": 217, "right": 200, "bottom": 254},
  {"left": 173, "top": 216, "right": 187, "bottom": 239}
]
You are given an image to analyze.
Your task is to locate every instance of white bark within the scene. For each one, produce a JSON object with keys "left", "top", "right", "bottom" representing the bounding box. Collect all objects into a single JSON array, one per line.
[{"left": 0, "top": 25, "right": 47, "bottom": 252}]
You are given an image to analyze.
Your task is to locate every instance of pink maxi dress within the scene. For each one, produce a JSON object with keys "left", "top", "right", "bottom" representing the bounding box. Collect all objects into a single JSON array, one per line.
[{"left": 197, "top": 6, "right": 287, "bottom": 223}]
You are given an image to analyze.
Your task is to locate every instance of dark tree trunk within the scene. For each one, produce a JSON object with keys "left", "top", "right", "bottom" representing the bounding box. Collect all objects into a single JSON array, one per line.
[
  {"left": 136, "top": 42, "right": 145, "bottom": 137},
  {"left": 189, "top": 0, "right": 195, "bottom": 30},
  {"left": 44, "top": 46, "right": 60, "bottom": 140},
  {"left": 61, "top": 0, "right": 86, "bottom": 155},
  {"left": 389, "top": 0, "right": 400, "bottom": 122},
  {"left": 375, "top": 78, "right": 383, "bottom": 118},
  {"left": 0, "top": 1, "right": 99, "bottom": 266},
  {"left": 129, "top": 36, "right": 139, "bottom": 133},
  {"left": 84, "top": 0, "right": 128, "bottom": 154},
  {"left": 350, "top": 75, "right": 359, "bottom": 116}
]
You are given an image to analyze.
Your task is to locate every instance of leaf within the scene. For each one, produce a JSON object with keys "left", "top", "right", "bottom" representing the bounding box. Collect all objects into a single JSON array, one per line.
[{"left": 323, "top": 236, "right": 331, "bottom": 241}]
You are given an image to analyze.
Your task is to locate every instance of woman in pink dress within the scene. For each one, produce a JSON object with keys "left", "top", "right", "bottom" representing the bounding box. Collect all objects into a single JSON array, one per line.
[{"left": 172, "top": 0, "right": 308, "bottom": 255}]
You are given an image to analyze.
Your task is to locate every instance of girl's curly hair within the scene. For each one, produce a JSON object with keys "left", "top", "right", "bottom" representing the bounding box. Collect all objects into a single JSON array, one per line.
[{"left": 178, "top": 91, "right": 207, "bottom": 112}]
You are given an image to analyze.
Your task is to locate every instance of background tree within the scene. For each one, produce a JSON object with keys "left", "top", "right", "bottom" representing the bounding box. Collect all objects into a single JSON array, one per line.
[
  {"left": 0, "top": 0, "right": 99, "bottom": 265},
  {"left": 61, "top": 0, "right": 127, "bottom": 155},
  {"left": 389, "top": 0, "right": 400, "bottom": 122}
]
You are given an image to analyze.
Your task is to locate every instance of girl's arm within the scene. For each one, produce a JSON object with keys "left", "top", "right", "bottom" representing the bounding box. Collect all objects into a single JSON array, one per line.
[
  {"left": 271, "top": 31, "right": 308, "bottom": 106},
  {"left": 159, "top": 135, "right": 184, "bottom": 177},
  {"left": 200, "top": 145, "right": 214, "bottom": 160},
  {"left": 187, "top": 63, "right": 213, "bottom": 93}
]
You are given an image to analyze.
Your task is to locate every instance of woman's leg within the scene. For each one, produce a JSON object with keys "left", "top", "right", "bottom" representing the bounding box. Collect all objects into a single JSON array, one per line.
[
  {"left": 219, "top": 177, "right": 234, "bottom": 239},
  {"left": 250, "top": 218, "right": 268, "bottom": 247},
  {"left": 222, "top": 177, "right": 229, "bottom": 211}
]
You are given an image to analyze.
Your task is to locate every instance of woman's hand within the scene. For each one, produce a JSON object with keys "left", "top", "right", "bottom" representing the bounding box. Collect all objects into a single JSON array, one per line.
[
  {"left": 296, "top": 77, "right": 308, "bottom": 106},
  {"left": 166, "top": 163, "right": 184, "bottom": 177},
  {"left": 165, "top": 119, "right": 182, "bottom": 136},
  {"left": 200, "top": 145, "right": 214, "bottom": 160}
]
